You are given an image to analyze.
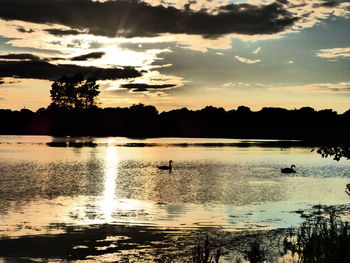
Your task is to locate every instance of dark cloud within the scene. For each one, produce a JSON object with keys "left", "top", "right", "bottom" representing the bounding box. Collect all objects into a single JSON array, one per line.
[
  {"left": 0, "top": 0, "right": 301, "bottom": 38},
  {"left": 44, "top": 28, "right": 84, "bottom": 36},
  {"left": 313, "top": 1, "right": 340, "bottom": 8},
  {"left": 71, "top": 52, "right": 105, "bottom": 61},
  {"left": 0, "top": 60, "right": 142, "bottom": 81},
  {"left": 0, "top": 52, "right": 104, "bottom": 63},
  {"left": 0, "top": 80, "right": 4, "bottom": 85},
  {"left": 213, "top": 2, "right": 299, "bottom": 35},
  {"left": 276, "top": 0, "right": 289, "bottom": 4},
  {"left": 121, "top": 83, "right": 176, "bottom": 92},
  {"left": 16, "top": 26, "right": 34, "bottom": 33},
  {"left": 0, "top": 53, "right": 43, "bottom": 61}
]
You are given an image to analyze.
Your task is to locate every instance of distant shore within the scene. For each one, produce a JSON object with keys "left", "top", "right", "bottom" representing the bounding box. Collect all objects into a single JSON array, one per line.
[{"left": 1, "top": 105, "right": 349, "bottom": 140}]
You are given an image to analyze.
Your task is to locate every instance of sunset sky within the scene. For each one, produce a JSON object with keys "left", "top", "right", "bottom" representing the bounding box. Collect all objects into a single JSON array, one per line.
[{"left": 0, "top": 0, "right": 349, "bottom": 112}]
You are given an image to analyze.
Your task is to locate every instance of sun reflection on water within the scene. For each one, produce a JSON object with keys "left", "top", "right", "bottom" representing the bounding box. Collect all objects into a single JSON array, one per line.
[
  {"left": 1, "top": 137, "right": 350, "bottom": 238},
  {"left": 101, "top": 143, "right": 119, "bottom": 222}
]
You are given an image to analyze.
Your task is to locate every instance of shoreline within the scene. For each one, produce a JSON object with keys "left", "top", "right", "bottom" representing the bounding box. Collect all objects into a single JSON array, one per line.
[
  {"left": 0, "top": 222, "right": 289, "bottom": 262},
  {"left": 1, "top": 204, "right": 350, "bottom": 262}
]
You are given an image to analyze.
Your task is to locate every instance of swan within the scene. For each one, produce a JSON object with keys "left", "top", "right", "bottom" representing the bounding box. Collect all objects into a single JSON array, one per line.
[
  {"left": 281, "top": 165, "right": 296, "bottom": 173},
  {"left": 158, "top": 160, "right": 173, "bottom": 171}
]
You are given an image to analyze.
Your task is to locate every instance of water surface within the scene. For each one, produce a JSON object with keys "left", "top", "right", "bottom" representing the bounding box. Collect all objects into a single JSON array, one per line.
[{"left": 0, "top": 136, "right": 349, "bottom": 238}]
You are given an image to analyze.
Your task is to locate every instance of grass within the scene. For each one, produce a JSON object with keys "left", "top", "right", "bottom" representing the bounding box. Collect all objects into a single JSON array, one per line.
[
  {"left": 245, "top": 241, "right": 266, "bottom": 263},
  {"left": 282, "top": 206, "right": 350, "bottom": 263},
  {"left": 192, "top": 236, "right": 222, "bottom": 263},
  {"left": 191, "top": 235, "right": 267, "bottom": 263}
]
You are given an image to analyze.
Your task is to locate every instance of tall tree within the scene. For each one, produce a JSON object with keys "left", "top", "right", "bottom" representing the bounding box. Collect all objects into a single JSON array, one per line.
[{"left": 50, "top": 74, "right": 100, "bottom": 109}]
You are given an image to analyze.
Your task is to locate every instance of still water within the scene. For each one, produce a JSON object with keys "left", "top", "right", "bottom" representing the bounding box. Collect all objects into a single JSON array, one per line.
[{"left": 0, "top": 136, "right": 349, "bottom": 238}]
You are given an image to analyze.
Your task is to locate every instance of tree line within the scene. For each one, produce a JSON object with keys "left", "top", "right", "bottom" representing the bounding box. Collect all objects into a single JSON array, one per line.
[
  {"left": 1, "top": 104, "right": 350, "bottom": 140},
  {"left": 1, "top": 74, "right": 349, "bottom": 140}
]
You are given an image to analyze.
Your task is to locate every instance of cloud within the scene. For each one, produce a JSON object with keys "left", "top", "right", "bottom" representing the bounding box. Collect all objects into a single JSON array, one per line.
[
  {"left": 316, "top": 47, "right": 350, "bottom": 58},
  {"left": 312, "top": 1, "right": 341, "bottom": 8},
  {"left": 288, "top": 0, "right": 350, "bottom": 29},
  {"left": 16, "top": 26, "right": 34, "bottom": 33},
  {"left": 71, "top": 52, "right": 105, "bottom": 61},
  {"left": 0, "top": 0, "right": 348, "bottom": 54},
  {"left": 0, "top": 0, "right": 321, "bottom": 38},
  {"left": 222, "top": 82, "right": 251, "bottom": 88},
  {"left": 170, "top": 34, "right": 232, "bottom": 52},
  {"left": 271, "top": 82, "right": 350, "bottom": 94},
  {"left": 0, "top": 53, "right": 43, "bottom": 61},
  {"left": 0, "top": 51, "right": 105, "bottom": 63},
  {"left": 253, "top": 47, "right": 261, "bottom": 54},
  {"left": 234, "top": 56, "right": 261, "bottom": 64},
  {"left": 120, "top": 83, "right": 176, "bottom": 92},
  {"left": 0, "top": 60, "right": 142, "bottom": 81},
  {"left": 44, "top": 28, "right": 85, "bottom": 36}
]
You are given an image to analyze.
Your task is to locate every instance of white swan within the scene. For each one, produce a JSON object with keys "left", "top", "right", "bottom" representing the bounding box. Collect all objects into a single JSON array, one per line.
[
  {"left": 158, "top": 160, "right": 173, "bottom": 171},
  {"left": 281, "top": 165, "right": 296, "bottom": 173}
]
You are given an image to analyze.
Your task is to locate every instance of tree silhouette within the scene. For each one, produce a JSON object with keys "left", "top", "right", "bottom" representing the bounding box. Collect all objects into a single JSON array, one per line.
[
  {"left": 313, "top": 145, "right": 350, "bottom": 161},
  {"left": 50, "top": 74, "right": 100, "bottom": 109}
]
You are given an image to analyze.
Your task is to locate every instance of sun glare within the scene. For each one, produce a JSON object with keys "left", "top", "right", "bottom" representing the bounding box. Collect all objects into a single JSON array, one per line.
[{"left": 101, "top": 142, "right": 119, "bottom": 222}]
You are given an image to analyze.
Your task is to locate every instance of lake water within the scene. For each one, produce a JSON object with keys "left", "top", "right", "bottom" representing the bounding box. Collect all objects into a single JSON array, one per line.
[{"left": 0, "top": 136, "right": 349, "bottom": 239}]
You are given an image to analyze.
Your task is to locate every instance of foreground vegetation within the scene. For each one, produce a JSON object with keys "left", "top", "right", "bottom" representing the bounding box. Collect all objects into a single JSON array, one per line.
[
  {"left": 282, "top": 206, "right": 350, "bottom": 263},
  {"left": 187, "top": 205, "right": 350, "bottom": 263}
]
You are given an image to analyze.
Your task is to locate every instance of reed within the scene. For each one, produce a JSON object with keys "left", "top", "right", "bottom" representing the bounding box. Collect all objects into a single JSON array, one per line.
[{"left": 282, "top": 207, "right": 350, "bottom": 263}]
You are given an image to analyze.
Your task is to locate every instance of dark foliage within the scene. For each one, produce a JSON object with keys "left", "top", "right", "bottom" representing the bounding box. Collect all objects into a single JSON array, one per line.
[
  {"left": 283, "top": 207, "right": 350, "bottom": 263},
  {"left": 244, "top": 241, "right": 266, "bottom": 263},
  {"left": 49, "top": 74, "right": 100, "bottom": 110},
  {"left": 313, "top": 145, "right": 350, "bottom": 161},
  {"left": 0, "top": 105, "right": 349, "bottom": 140},
  {"left": 192, "top": 236, "right": 222, "bottom": 263}
]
